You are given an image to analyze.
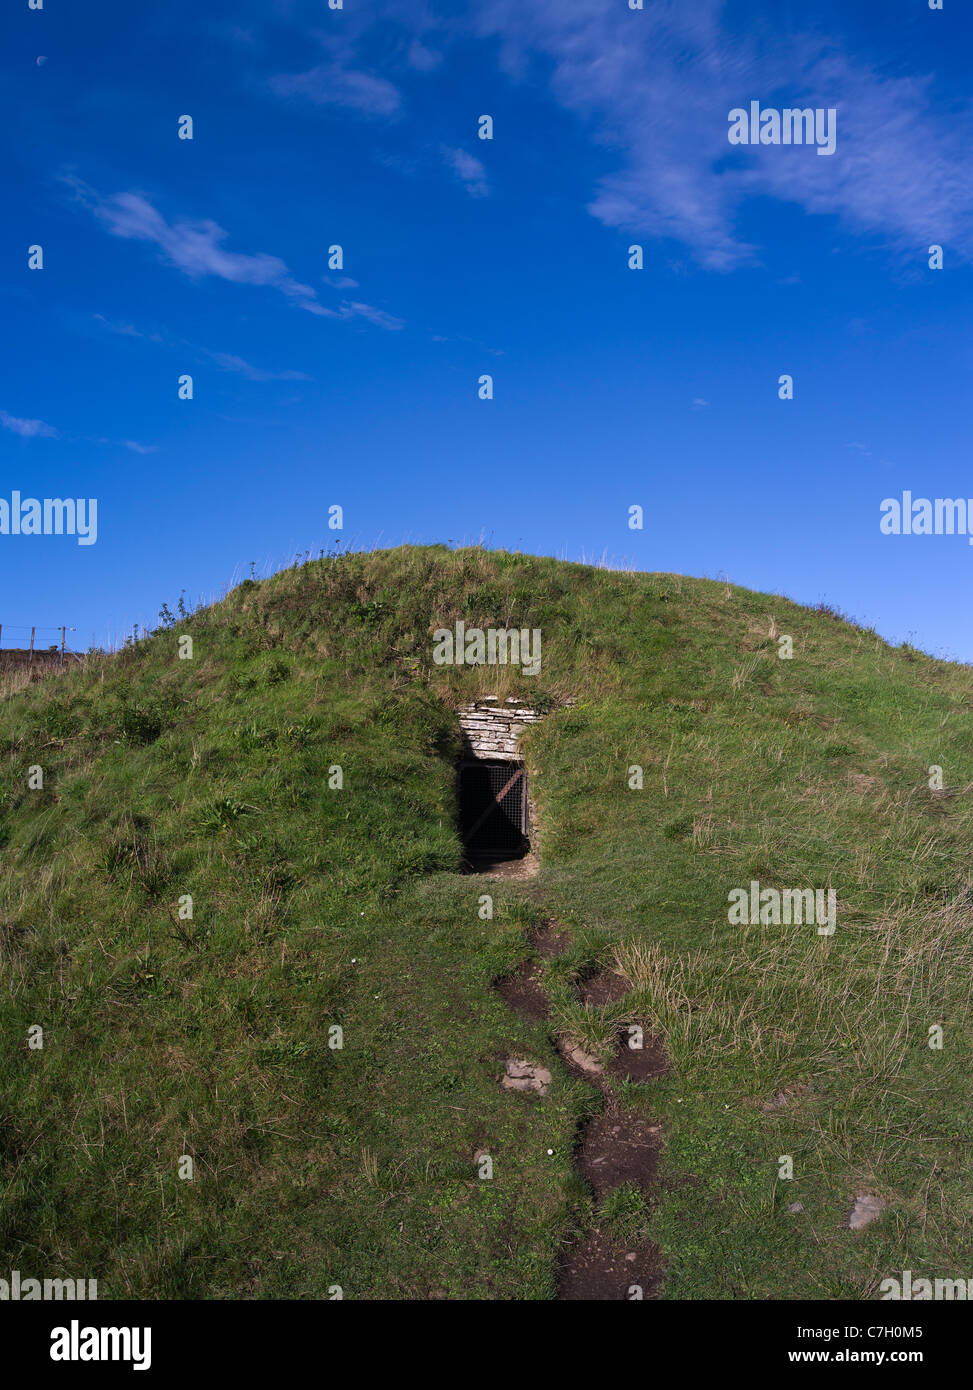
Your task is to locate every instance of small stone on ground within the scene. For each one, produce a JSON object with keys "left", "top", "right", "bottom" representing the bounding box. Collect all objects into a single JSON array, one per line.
[
  {"left": 561, "top": 1043, "right": 604, "bottom": 1076},
  {"left": 501, "top": 1058, "right": 552, "bottom": 1095},
  {"left": 848, "top": 1193, "right": 886, "bottom": 1229}
]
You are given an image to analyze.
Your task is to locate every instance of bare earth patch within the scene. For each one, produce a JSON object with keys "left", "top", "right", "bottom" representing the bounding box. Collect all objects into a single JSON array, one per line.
[
  {"left": 576, "top": 1110, "right": 662, "bottom": 1201},
  {"left": 470, "top": 850, "right": 540, "bottom": 880},
  {"left": 759, "top": 1082, "right": 812, "bottom": 1112},
  {"left": 493, "top": 916, "right": 668, "bottom": 1298},
  {"left": 577, "top": 969, "right": 629, "bottom": 1007},
  {"left": 496, "top": 959, "right": 549, "bottom": 1021},
  {"left": 556, "top": 1229, "right": 662, "bottom": 1301},
  {"left": 532, "top": 919, "right": 570, "bottom": 959},
  {"left": 607, "top": 1032, "right": 668, "bottom": 1083}
]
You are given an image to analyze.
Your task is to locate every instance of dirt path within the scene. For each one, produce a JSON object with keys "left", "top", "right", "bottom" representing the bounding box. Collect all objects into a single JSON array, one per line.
[{"left": 495, "top": 918, "right": 667, "bottom": 1300}]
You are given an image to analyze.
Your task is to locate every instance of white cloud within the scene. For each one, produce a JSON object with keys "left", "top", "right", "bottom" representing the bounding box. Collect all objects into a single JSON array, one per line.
[
  {"left": 408, "top": 40, "right": 442, "bottom": 73},
  {"left": 204, "top": 351, "right": 313, "bottom": 381},
  {"left": 442, "top": 146, "right": 490, "bottom": 198},
  {"left": 270, "top": 62, "right": 400, "bottom": 115},
  {"left": 69, "top": 181, "right": 404, "bottom": 327},
  {"left": 1, "top": 410, "right": 59, "bottom": 439},
  {"left": 69, "top": 180, "right": 324, "bottom": 311},
  {"left": 335, "top": 301, "right": 404, "bottom": 330},
  {"left": 93, "top": 313, "right": 165, "bottom": 344},
  {"left": 473, "top": 0, "right": 973, "bottom": 268},
  {"left": 94, "top": 314, "right": 143, "bottom": 338},
  {"left": 223, "top": 2, "right": 972, "bottom": 266}
]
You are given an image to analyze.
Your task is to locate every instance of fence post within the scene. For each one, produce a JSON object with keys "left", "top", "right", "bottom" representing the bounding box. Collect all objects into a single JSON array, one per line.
[
  {"left": 29, "top": 626, "right": 35, "bottom": 667},
  {"left": 61, "top": 626, "right": 66, "bottom": 666}
]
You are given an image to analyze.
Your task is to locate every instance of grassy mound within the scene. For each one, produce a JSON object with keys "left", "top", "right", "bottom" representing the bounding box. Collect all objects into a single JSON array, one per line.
[{"left": 2, "top": 545, "right": 971, "bottom": 1298}]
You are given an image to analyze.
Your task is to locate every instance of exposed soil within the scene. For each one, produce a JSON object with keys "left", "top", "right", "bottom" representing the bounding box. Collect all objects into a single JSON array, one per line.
[
  {"left": 555, "top": 1229, "right": 663, "bottom": 1301},
  {"left": 491, "top": 913, "right": 669, "bottom": 1300},
  {"left": 759, "top": 1081, "right": 812, "bottom": 1112},
  {"left": 577, "top": 969, "right": 629, "bottom": 1007},
  {"left": 0, "top": 648, "right": 72, "bottom": 671},
  {"left": 496, "top": 959, "right": 550, "bottom": 1020},
  {"left": 465, "top": 850, "right": 540, "bottom": 879},
  {"left": 575, "top": 1109, "right": 661, "bottom": 1201},
  {"left": 607, "top": 1032, "right": 669, "bottom": 1084},
  {"left": 532, "top": 919, "right": 570, "bottom": 959}
]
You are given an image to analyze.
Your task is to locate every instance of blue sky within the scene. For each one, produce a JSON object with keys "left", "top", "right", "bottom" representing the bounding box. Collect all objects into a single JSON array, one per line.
[{"left": 3, "top": 0, "right": 973, "bottom": 657}]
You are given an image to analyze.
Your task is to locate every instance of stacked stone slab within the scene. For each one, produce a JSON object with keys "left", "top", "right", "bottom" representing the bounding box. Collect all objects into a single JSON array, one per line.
[{"left": 458, "top": 696, "right": 542, "bottom": 759}]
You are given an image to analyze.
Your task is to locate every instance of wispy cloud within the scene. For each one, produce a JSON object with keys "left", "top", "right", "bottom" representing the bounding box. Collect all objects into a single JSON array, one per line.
[
  {"left": 442, "top": 146, "right": 490, "bottom": 198},
  {"left": 270, "top": 62, "right": 400, "bottom": 115},
  {"left": 69, "top": 180, "right": 326, "bottom": 312},
  {"left": 203, "top": 350, "right": 313, "bottom": 382},
  {"left": 336, "top": 301, "right": 404, "bottom": 331},
  {"left": 0, "top": 410, "right": 154, "bottom": 453},
  {"left": 93, "top": 313, "right": 162, "bottom": 342},
  {"left": 408, "top": 40, "right": 441, "bottom": 73},
  {"left": 1, "top": 410, "right": 59, "bottom": 439},
  {"left": 68, "top": 180, "right": 404, "bottom": 327},
  {"left": 218, "top": 2, "right": 972, "bottom": 266},
  {"left": 473, "top": 0, "right": 973, "bottom": 269},
  {"left": 92, "top": 314, "right": 313, "bottom": 380},
  {"left": 86, "top": 434, "right": 158, "bottom": 454}
]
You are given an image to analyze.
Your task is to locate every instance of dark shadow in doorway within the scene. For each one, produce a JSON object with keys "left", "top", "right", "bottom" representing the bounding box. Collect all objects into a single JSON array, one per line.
[{"left": 457, "top": 758, "right": 529, "bottom": 871}]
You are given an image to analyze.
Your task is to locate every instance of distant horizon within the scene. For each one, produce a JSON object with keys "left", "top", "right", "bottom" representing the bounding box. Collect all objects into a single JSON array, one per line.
[{"left": 2, "top": 536, "right": 964, "bottom": 668}]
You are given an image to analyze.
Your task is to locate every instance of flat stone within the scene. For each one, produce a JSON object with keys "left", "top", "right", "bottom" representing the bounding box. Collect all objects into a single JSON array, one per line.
[
  {"left": 563, "top": 1044, "right": 604, "bottom": 1076},
  {"left": 848, "top": 1193, "right": 886, "bottom": 1230},
  {"left": 501, "top": 1058, "right": 552, "bottom": 1096}
]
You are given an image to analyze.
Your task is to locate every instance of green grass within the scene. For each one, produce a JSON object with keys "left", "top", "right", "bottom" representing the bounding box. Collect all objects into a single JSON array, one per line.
[{"left": 2, "top": 544, "right": 972, "bottom": 1298}]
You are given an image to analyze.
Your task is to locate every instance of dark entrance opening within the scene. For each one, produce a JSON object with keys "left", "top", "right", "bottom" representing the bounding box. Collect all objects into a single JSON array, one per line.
[{"left": 458, "top": 759, "right": 529, "bottom": 864}]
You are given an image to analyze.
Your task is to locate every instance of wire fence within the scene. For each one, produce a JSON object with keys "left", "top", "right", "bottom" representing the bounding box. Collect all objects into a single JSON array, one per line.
[{"left": 0, "top": 624, "right": 80, "bottom": 665}]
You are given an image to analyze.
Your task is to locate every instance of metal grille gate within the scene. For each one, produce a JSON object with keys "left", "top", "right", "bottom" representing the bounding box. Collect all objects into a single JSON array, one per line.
[{"left": 458, "top": 760, "right": 528, "bottom": 859}]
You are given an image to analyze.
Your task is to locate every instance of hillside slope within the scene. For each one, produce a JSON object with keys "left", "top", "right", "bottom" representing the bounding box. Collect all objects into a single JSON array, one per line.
[{"left": 2, "top": 545, "right": 972, "bottom": 1299}]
